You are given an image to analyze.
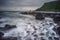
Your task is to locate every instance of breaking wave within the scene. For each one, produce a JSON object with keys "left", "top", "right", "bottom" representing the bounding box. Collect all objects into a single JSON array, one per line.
[{"left": 0, "top": 12, "right": 60, "bottom": 40}]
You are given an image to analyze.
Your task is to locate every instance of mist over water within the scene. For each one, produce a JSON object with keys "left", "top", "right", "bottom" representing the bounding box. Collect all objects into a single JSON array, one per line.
[{"left": 0, "top": 12, "right": 60, "bottom": 40}]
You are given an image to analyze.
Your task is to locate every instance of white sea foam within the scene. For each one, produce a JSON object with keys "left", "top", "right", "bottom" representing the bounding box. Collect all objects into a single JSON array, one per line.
[{"left": 0, "top": 13, "right": 59, "bottom": 40}]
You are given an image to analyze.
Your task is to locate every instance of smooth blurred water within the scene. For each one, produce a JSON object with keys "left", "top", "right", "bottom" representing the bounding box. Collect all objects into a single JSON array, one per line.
[{"left": 0, "top": 12, "right": 60, "bottom": 40}]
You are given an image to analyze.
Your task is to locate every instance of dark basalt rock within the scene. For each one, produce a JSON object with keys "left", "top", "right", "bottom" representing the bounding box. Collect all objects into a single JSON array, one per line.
[
  {"left": 0, "top": 27, "right": 4, "bottom": 31},
  {"left": 0, "top": 17, "right": 2, "bottom": 19},
  {"left": 33, "top": 34, "right": 38, "bottom": 37},
  {"left": 54, "top": 37, "right": 59, "bottom": 40},
  {"left": 33, "top": 26, "right": 37, "bottom": 30},
  {"left": 40, "top": 33, "right": 44, "bottom": 35},
  {"left": 3, "top": 37, "right": 17, "bottom": 40},
  {"left": 25, "top": 38, "right": 32, "bottom": 40},
  {"left": 26, "top": 31, "right": 30, "bottom": 33},
  {"left": 52, "top": 27, "right": 57, "bottom": 32},
  {"left": 51, "top": 33, "right": 55, "bottom": 36},
  {"left": 34, "top": 38, "right": 37, "bottom": 40},
  {"left": 0, "top": 21, "right": 3, "bottom": 24},
  {"left": 40, "top": 37, "right": 45, "bottom": 40},
  {"left": 56, "top": 27, "right": 60, "bottom": 35},
  {"left": 35, "top": 13, "right": 45, "bottom": 20},
  {"left": 48, "top": 37, "right": 52, "bottom": 40},
  {"left": 4, "top": 24, "right": 16, "bottom": 30},
  {"left": 0, "top": 24, "right": 16, "bottom": 31},
  {"left": 0, "top": 32, "right": 4, "bottom": 37},
  {"left": 0, "top": 32, "right": 4, "bottom": 40},
  {"left": 53, "top": 16, "right": 60, "bottom": 23}
]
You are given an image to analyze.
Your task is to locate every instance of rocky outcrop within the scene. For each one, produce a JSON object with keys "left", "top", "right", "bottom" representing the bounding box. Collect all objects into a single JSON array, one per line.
[
  {"left": 0, "top": 24, "right": 16, "bottom": 31},
  {"left": 4, "top": 24, "right": 16, "bottom": 30},
  {"left": 0, "top": 32, "right": 4, "bottom": 37},
  {"left": 35, "top": 13, "right": 45, "bottom": 20},
  {"left": 53, "top": 16, "right": 60, "bottom": 23},
  {"left": 57, "top": 27, "right": 60, "bottom": 35},
  {"left": 53, "top": 16, "right": 60, "bottom": 35},
  {"left": 3, "top": 37, "right": 17, "bottom": 40},
  {"left": 0, "top": 32, "right": 4, "bottom": 40},
  {"left": 0, "top": 24, "right": 17, "bottom": 40}
]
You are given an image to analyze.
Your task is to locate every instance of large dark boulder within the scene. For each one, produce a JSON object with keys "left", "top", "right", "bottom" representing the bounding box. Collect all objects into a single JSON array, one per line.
[
  {"left": 0, "top": 32, "right": 4, "bottom": 37},
  {"left": 0, "top": 21, "right": 3, "bottom": 24},
  {"left": 0, "top": 17, "right": 2, "bottom": 19},
  {"left": 35, "top": 13, "right": 45, "bottom": 20},
  {"left": 0, "top": 27, "right": 4, "bottom": 31},
  {"left": 53, "top": 16, "right": 60, "bottom": 23},
  {"left": 4, "top": 24, "right": 16, "bottom": 30},
  {"left": 3, "top": 37, "right": 17, "bottom": 40},
  {"left": 0, "top": 24, "right": 16, "bottom": 31},
  {"left": 0, "top": 32, "right": 4, "bottom": 40},
  {"left": 57, "top": 27, "right": 60, "bottom": 35}
]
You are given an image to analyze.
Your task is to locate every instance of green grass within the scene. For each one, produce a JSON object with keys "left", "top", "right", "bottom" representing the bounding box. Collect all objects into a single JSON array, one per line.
[{"left": 36, "top": 1, "right": 60, "bottom": 11}]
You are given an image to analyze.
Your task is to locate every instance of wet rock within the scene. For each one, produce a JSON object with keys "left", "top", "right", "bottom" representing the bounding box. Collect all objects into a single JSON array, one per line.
[
  {"left": 52, "top": 27, "right": 57, "bottom": 32},
  {"left": 0, "top": 21, "right": 3, "bottom": 24},
  {"left": 56, "top": 27, "right": 60, "bottom": 35},
  {"left": 0, "top": 27, "right": 4, "bottom": 31},
  {"left": 0, "top": 32, "right": 4, "bottom": 40},
  {"left": 33, "top": 26, "right": 37, "bottom": 30},
  {"left": 51, "top": 33, "right": 55, "bottom": 36},
  {"left": 35, "top": 14, "right": 45, "bottom": 20},
  {"left": 3, "top": 37, "right": 17, "bottom": 40},
  {"left": 0, "top": 32, "right": 4, "bottom": 37},
  {"left": 25, "top": 38, "right": 32, "bottom": 40},
  {"left": 33, "top": 34, "right": 38, "bottom": 37},
  {"left": 40, "top": 37, "right": 45, "bottom": 40},
  {"left": 0, "top": 17, "right": 2, "bottom": 19},
  {"left": 27, "top": 23, "right": 31, "bottom": 24},
  {"left": 34, "top": 38, "right": 37, "bottom": 40},
  {"left": 26, "top": 31, "right": 30, "bottom": 33},
  {"left": 4, "top": 24, "right": 16, "bottom": 30},
  {"left": 40, "top": 33, "right": 44, "bottom": 35},
  {"left": 48, "top": 37, "right": 52, "bottom": 40},
  {"left": 54, "top": 37, "right": 59, "bottom": 40},
  {"left": 32, "top": 31, "right": 36, "bottom": 35},
  {"left": 53, "top": 16, "right": 60, "bottom": 23}
]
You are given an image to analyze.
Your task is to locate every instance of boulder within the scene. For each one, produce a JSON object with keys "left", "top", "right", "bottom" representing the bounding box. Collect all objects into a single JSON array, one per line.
[
  {"left": 3, "top": 37, "right": 17, "bottom": 40},
  {"left": 0, "top": 32, "right": 4, "bottom": 40},
  {"left": 4, "top": 24, "right": 16, "bottom": 30},
  {"left": 0, "top": 27, "right": 4, "bottom": 31},
  {"left": 0, "top": 21, "right": 3, "bottom": 24},
  {"left": 53, "top": 16, "right": 60, "bottom": 23},
  {"left": 54, "top": 37, "right": 59, "bottom": 40},
  {"left": 0, "top": 32, "right": 4, "bottom": 37},
  {"left": 57, "top": 27, "right": 60, "bottom": 35},
  {"left": 35, "top": 13, "right": 45, "bottom": 20},
  {"left": 0, "top": 17, "right": 2, "bottom": 19},
  {"left": 48, "top": 37, "right": 52, "bottom": 40}
]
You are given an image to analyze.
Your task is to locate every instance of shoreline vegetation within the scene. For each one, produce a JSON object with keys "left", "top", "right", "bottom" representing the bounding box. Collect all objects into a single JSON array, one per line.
[{"left": 36, "top": 1, "right": 60, "bottom": 11}]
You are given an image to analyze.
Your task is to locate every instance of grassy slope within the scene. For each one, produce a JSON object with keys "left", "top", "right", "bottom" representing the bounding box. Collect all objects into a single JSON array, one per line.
[{"left": 36, "top": 1, "right": 60, "bottom": 11}]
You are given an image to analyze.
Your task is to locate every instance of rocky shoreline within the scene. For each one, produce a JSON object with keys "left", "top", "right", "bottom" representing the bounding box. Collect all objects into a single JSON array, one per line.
[{"left": 0, "top": 12, "right": 60, "bottom": 40}]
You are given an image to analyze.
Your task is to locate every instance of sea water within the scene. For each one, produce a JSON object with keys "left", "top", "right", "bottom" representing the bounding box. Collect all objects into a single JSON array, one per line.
[{"left": 0, "top": 12, "right": 60, "bottom": 40}]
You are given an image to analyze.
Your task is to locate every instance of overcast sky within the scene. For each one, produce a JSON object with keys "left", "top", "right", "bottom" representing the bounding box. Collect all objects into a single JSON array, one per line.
[{"left": 0, "top": 0, "right": 55, "bottom": 11}]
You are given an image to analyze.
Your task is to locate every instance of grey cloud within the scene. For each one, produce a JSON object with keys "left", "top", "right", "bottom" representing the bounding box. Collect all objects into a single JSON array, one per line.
[
  {"left": 0, "top": 0, "right": 55, "bottom": 11},
  {"left": 0, "top": 0, "right": 55, "bottom": 7}
]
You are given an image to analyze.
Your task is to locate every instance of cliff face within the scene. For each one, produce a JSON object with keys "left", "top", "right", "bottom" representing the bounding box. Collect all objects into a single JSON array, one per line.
[{"left": 36, "top": 1, "right": 60, "bottom": 11}]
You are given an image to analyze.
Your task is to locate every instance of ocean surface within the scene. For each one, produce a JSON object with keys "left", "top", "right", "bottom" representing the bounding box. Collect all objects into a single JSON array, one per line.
[{"left": 0, "top": 12, "right": 60, "bottom": 40}]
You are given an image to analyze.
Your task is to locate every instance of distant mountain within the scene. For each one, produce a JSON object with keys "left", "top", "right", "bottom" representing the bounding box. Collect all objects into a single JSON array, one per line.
[{"left": 36, "top": 1, "right": 60, "bottom": 11}]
